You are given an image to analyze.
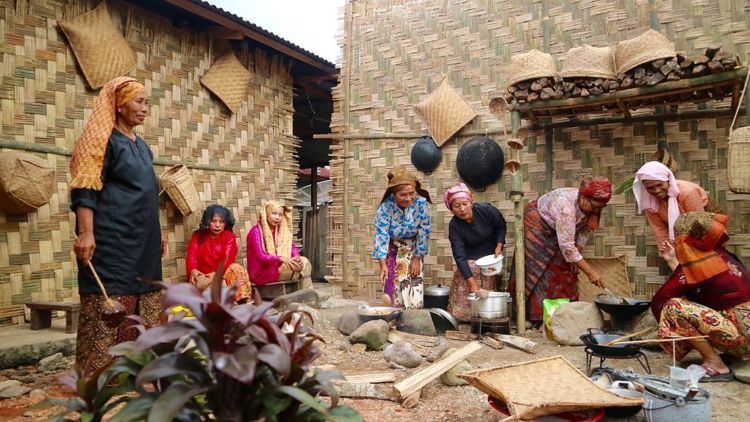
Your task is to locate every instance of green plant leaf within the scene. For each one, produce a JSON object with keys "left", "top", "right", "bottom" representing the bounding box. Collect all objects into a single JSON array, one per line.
[
  {"left": 108, "top": 395, "right": 155, "bottom": 422},
  {"left": 276, "top": 385, "right": 328, "bottom": 414},
  {"left": 135, "top": 352, "right": 210, "bottom": 386},
  {"left": 328, "top": 405, "right": 365, "bottom": 422},
  {"left": 614, "top": 178, "right": 635, "bottom": 194},
  {"left": 149, "top": 382, "right": 208, "bottom": 422}
]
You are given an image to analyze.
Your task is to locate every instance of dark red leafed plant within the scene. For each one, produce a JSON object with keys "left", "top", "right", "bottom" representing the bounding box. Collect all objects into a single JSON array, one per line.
[{"left": 51, "top": 268, "right": 361, "bottom": 422}]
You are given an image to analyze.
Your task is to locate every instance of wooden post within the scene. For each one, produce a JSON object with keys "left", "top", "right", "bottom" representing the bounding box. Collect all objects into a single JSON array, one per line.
[
  {"left": 544, "top": 128, "right": 553, "bottom": 191},
  {"left": 310, "top": 166, "right": 318, "bottom": 278},
  {"left": 745, "top": 54, "right": 750, "bottom": 126},
  {"left": 511, "top": 107, "right": 525, "bottom": 335},
  {"left": 341, "top": 1, "right": 353, "bottom": 292}
]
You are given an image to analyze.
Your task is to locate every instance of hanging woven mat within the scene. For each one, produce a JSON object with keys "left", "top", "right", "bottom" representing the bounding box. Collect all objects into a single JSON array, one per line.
[
  {"left": 200, "top": 51, "right": 252, "bottom": 113},
  {"left": 159, "top": 164, "right": 201, "bottom": 216},
  {"left": 728, "top": 66, "right": 750, "bottom": 193},
  {"left": 578, "top": 255, "right": 633, "bottom": 303},
  {"left": 561, "top": 45, "right": 616, "bottom": 80},
  {"left": 615, "top": 30, "right": 675, "bottom": 76},
  {"left": 413, "top": 77, "right": 476, "bottom": 147},
  {"left": 0, "top": 151, "right": 55, "bottom": 214},
  {"left": 506, "top": 49, "right": 557, "bottom": 87},
  {"left": 459, "top": 355, "right": 642, "bottom": 421}
]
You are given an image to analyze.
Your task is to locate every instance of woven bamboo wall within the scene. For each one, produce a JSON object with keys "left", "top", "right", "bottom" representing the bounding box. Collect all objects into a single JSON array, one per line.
[
  {"left": 329, "top": 0, "right": 750, "bottom": 299},
  {"left": 0, "top": 0, "right": 299, "bottom": 325}
]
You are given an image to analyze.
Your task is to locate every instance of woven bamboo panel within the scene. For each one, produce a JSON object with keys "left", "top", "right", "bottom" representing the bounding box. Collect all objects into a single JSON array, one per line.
[
  {"left": 0, "top": 0, "right": 299, "bottom": 326},
  {"left": 328, "top": 0, "right": 750, "bottom": 299}
]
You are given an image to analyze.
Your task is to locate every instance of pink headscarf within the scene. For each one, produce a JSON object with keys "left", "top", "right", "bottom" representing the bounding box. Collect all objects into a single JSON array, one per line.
[
  {"left": 444, "top": 183, "right": 472, "bottom": 211},
  {"left": 633, "top": 161, "right": 681, "bottom": 241}
]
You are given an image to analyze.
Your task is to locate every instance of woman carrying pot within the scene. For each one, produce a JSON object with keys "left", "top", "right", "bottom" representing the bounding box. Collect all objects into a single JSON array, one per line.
[
  {"left": 373, "top": 166, "right": 432, "bottom": 309},
  {"left": 444, "top": 183, "right": 507, "bottom": 321},
  {"left": 247, "top": 200, "right": 313, "bottom": 290},
  {"left": 186, "top": 204, "right": 251, "bottom": 303},
  {"left": 70, "top": 77, "right": 163, "bottom": 372},
  {"left": 633, "top": 161, "right": 709, "bottom": 246},
  {"left": 508, "top": 177, "right": 610, "bottom": 322},
  {"left": 653, "top": 212, "right": 750, "bottom": 381}
]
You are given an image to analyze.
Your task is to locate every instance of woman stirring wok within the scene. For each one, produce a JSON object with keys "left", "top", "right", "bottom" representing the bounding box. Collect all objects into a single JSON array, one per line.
[
  {"left": 508, "top": 177, "right": 610, "bottom": 322},
  {"left": 372, "top": 166, "right": 432, "bottom": 309},
  {"left": 444, "top": 183, "right": 506, "bottom": 321},
  {"left": 70, "top": 77, "right": 163, "bottom": 373}
]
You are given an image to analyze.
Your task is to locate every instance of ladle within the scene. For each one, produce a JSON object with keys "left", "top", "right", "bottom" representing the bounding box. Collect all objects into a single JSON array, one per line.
[
  {"left": 74, "top": 234, "right": 126, "bottom": 320},
  {"left": 603, "top": 287, "right": 628, "bottom": 304}
]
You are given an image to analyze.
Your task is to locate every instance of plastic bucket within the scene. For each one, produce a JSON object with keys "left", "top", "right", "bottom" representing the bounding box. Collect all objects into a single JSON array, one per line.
[{"left": 643, "top": 387, "right": 710, "bottom": 422}]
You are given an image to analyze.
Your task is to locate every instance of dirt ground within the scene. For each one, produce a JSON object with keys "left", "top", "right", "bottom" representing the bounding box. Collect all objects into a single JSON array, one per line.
[
  {"left": 2, "top": 304, "right": 749, "bottom": 421},
  {"left": 313, "top": 305, "right": 750, "bottom": 422}
]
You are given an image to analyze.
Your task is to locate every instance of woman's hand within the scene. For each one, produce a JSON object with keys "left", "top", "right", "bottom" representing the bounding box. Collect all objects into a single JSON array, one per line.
[
  {"left": 495, "top": 243, "right": 503, "bottom": 257},
  {"left": 379, "top": 260, "right": 388, "bottom": 286},
  {"left": 290, "top": 257, "right": 304, "bottom": 272},
  {"left": 659, "top": 241, "right": 680, "bottom": 270},
  {"left": 74, "top": 231, "right": 96, "bottom": 264},
  {"left": 585, "top": 269, "right": 603, "bottom": 287},
  {"left": 409, "top": 256, "right": 422, "bottom": 278}
]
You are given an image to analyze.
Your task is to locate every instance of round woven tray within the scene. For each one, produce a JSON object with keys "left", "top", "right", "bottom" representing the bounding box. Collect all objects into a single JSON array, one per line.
[
  {"left": 507, "top": 49, "right": 558, "bottom": 87},
  {"left": 561, "top": 45, "right": 616, "bottom": 80},
  {"left": 615, "top": 30, "right": 675, "bottom": 75}
]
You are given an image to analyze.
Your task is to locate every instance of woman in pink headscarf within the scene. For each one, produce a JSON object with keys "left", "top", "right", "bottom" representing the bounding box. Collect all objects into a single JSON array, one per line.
[
  {"left": 445, "top": 183, "right": 507, "bottom": 321},
  {"left": 633, "top": 161, "right": 708, "bottom": 248}
]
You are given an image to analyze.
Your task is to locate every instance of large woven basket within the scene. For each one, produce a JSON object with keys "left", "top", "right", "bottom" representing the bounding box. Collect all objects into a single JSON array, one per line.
[
  {"left": 561, "top": 45, "right": 616, "bottom": 80},
  {"left": 459, "top": 355, "right": 643, "bottom": 420},
  {"left": 159, "top": 164, "right": 201, "bottom": 216},
  {"left": 0, "top": 151, "right": 55, "bottom": 214},
  {"left": 507, "top": 49, "right": 558, "bottom": 87},
  {"left": 728, "top": 126, "right": 750, "bottom": 193},
  {"left": 615, "top": 30, "right": 675, "bottom": 75}
]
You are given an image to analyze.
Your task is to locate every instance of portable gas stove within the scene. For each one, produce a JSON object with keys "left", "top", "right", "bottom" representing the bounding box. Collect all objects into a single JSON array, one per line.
[{"left": 470, "top": 316, "right": 510, "bottom": 335}]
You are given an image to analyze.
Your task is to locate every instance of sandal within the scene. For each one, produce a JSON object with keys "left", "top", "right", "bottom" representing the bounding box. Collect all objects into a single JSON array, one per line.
[{"left": 700, "top": 367, "right": 735, "bottom": 383}]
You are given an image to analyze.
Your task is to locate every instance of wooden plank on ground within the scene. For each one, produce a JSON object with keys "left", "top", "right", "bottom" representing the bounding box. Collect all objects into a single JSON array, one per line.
[
  {"left": 328, "top": 381, "right": 399, "bottom": 401},
  {"left": 482, "top": 336, "right": 504, "bottom": 350},
  {"left": 389, "top": 329, "right": 440, "bottom": 346},
  {"left": 387, "top": 332, "right": 433, "bottom": 356},
  {"left": 489, "top": 334, "right": 537, "bottom": 354},
  {"left": 445, "top": 330, "right": 478, "bottom": 341},
  {"left": 344, "top": 371, "right": 395, "bottom": 384},
  {"left": 393, "top": 341, "right": 482, "bottom": 400}
]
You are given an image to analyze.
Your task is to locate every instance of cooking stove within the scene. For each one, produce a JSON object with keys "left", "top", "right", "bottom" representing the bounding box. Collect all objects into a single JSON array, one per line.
[{"left": 470, "top": 316, "right": 510, "bottom": 335}]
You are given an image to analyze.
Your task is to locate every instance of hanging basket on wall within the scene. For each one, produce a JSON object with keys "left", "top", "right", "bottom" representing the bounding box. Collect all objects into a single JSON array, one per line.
[
  {"left": 0, "top": 151, "right": 55, "bottom": 214},
  {"left": 456, "top": 136, "right": 505, "bottom": 191},
  {"left": 410, "top": 136, "right": 442, "bottom": 175}
]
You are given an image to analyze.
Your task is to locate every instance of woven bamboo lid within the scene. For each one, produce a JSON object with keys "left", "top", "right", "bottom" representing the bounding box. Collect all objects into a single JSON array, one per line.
[
  {"left": 615, "top": 30, "right": 675, "bottom": 75},
  {"left": 507, "top": 49, "right": 557, "bottom": 87},
  {"left": 561, "top": 45, "right": 616, "bottom": 80}
]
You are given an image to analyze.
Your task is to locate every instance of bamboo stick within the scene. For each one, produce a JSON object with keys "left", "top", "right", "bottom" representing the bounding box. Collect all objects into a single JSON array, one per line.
[
  {"left": 344, "top": 372, "right": 396, "bottom": 384},
  {"left": 602, "top": 327, "right": 656, "bottom": 346},
  {"left": 614, "top": 335, "right": 708, "bottom": 346},
  {"left": 510, "top": 107, "right": 525, "bottom": 335}
]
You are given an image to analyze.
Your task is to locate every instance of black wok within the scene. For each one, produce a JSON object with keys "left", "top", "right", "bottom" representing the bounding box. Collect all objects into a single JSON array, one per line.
[
  {"left": 580, "top": 328, "right": 644, "bottom": 357},
  {"left": 594, "top": 293, "right": 650, "bottom": 321}
]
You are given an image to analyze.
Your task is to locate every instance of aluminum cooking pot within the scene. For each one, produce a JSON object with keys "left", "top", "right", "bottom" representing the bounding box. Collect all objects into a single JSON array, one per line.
[{"left": 469, "top": 291, "right": 511, "bottom": 319}]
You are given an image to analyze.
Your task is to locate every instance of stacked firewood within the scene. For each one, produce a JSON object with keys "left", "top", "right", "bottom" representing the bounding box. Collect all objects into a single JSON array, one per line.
[
  {"left": 617, "top": 45, "right": 740, "bottom": 89},
  {"left": 504, "top": 45, "right": 741, "bottom": 104}
]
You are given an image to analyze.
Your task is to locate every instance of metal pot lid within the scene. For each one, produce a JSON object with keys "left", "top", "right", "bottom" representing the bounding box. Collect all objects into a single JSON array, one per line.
[
  {"left": 424, "top": 284, "right": 450, "bottom": 296},
  {"left": 428, "top": 308, "right": 458, "bottom": 332}
]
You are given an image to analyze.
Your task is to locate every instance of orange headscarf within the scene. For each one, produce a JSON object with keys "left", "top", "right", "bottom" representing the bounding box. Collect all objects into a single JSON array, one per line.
[
  {"left": 69, "top": 77, "right": 146, "bottom": 190},
  {"left": 675, "top": 212, "right": 729, "bottom": 284}
]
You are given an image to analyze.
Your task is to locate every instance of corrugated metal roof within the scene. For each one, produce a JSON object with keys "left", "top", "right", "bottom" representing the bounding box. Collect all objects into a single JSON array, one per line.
[{"left": 186, "top": 0, "right": 337, "bottom": 70}]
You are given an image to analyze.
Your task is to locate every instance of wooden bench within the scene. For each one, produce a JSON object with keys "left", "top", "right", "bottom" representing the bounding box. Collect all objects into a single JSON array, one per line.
[
  {"left": 25, "top": 302, "right": 81, "bottom": 334},
  {"left": 254, "top": 280, "right": 301, "bottom": 300}
]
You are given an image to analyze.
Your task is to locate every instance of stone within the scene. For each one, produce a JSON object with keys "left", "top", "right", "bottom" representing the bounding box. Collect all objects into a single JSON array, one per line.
[
  {"left": 731, "top": 360, "right": 750, "bottom": 384},
  {"left": 348, "top": 319, "right": 389, "bottom": 351},
  {"left": 397, "top": 309, "right": 437, "bottom": 336},
  {"left": 0, "top": 384, "right": 31, "bottom": 399},
  {"left": 440, "top": 360, "right": 474, "bottom": 386},
  {"left": 0, "top": 339, "right": 76, "bottom": 370},
  {"left": 285, "top": 303, "right": 321, "bottom": 326},
  {"left": 351, "top": 343, "right": 367, "bottom": 354},
  {"left": 0, "top": 379, "right": 21, "bottom": 393},
  {"left": 335, "top": 309, "right": 364, "bottom": 336},
  {"left": 272, "top": 288, "right": 320, "bottom": 308},
  {"left": 38, "top": 352, "right": 64, "bottom": 372},
  {"left": 383, "top": 341, "right": 422, "bottom": 368},
  {"left": 29, "top": 389, "right": 46, "bottom": 402},
  {"left": 320, "top": 297, "right": 366, "bottom": 309},
  {"left": 547, "top": 302, "right": 603, "bottom": 346}
]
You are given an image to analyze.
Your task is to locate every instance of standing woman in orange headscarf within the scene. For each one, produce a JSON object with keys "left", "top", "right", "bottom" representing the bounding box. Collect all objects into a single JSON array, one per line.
[
  {"left": 70, "top": 77, "right": 163, "bottom": 373},
  {"left": 372, "top": 166, "right": 432, "bottom": 309},
  {"left": 508, "top": 177, "right": 610, "bottom": 322}
]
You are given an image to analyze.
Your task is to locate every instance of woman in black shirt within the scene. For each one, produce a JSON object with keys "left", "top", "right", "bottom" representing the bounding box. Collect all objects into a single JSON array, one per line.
[{"left": 444, "top": 183, "right": 506, "bottom": 321}]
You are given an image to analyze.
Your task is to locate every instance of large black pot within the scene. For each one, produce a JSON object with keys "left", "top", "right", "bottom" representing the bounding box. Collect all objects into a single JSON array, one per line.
[
  {"left": 456, "top": 136, "right": 504, "bottom": 191},
  {"left": 410, "top": 136, "right": 442, "bottom": 174},
  {"left": 593, "top": 294, "right": 650, "bottom": 321},
  {"left": 580, "top": 328, "right": 643, "bottom": 357},
  {"left": 424, "top": 284, "right": 450, "bottom": 310}
]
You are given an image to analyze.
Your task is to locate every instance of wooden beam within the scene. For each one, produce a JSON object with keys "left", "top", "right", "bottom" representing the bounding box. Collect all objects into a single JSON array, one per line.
[
  {"left": 162, "top": 0, "right": 335, "bottom": 73},
  {"left": 344, "top": 372, "right": 396, "bottom": 384},
  {"left": 327, "top": 381, "right": 399, "bottom": 401},
  {"left": 298, "top": 81, "right": 331, "bottom": 101},
  {"left": 208, "top": 26, "right": 243, "bottom": 40},
  {"left": 393, "top": 341, "right": 482, "bottom": 400},
  {"left": 445, "top": 330, "right": 479, "bottom": 341},
  {"left": 296, "top": 74, "right": 339, "bottom": 83}
]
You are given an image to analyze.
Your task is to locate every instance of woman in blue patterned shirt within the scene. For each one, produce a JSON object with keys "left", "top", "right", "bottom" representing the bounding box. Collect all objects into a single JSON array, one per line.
[{"left": 373, "top": 166, "right": 432, "bottom": 309}]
